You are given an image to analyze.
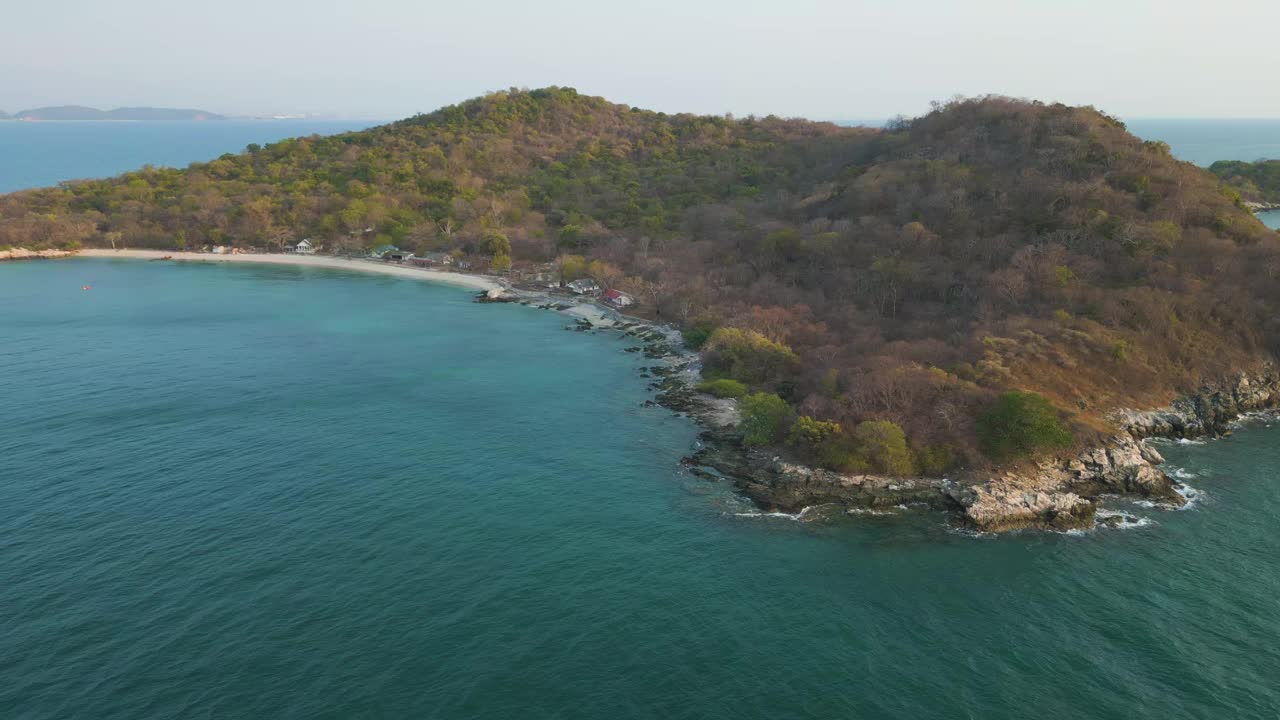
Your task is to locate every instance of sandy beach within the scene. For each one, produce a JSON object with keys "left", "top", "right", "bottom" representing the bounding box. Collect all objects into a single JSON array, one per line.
[{"left": 75, "top": 249, "right": 501, "bottom": 290}]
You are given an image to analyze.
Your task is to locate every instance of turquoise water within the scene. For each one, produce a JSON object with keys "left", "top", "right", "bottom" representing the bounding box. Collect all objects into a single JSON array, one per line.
[
  {"left": 1258, "top": 209, "right": 1280, "bottom": 229},
  {"left": 0, "top": 120, "right": 377, "bottom": 193},
  {"left": 3, "top": 259, "right": 1280, "bottom": 718}
]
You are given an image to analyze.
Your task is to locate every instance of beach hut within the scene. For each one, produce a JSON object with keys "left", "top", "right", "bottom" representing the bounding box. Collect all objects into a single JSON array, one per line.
[
  {"left": 294, "top": 239, "right": 315, "bottom": 255},
  {"left": 567, "top": 278, "right": 601, "bottom": 296},
  {"left": 602, "top": 289, "right": 635, "bottom": 308}
]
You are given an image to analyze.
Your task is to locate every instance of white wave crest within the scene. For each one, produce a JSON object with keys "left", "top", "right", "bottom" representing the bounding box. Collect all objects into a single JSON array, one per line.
[
  {"left": 1173, "top": 483, "right": 1204, "bottom": 509},
  {"left": 1095, "top": 510, "right": 1156, "bottom": 530},
  {"left": 733, "top": 505, "right": 817, "bottom": 521},
  {"left": 847, "top": 507, "right": 896, "bottom": 516}
]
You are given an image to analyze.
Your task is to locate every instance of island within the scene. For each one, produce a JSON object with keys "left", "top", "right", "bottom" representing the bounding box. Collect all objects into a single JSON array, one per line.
[
  {"left": 4, "top": 87, "right": 1280, "bottom": 532},
  {"left": 3, "top": 105, "right": 225, "bottom": 122}
]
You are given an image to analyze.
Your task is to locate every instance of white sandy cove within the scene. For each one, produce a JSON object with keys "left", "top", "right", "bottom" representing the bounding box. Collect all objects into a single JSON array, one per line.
[{"left": 76, "top": 249, "right": 501, "bottom": 290}]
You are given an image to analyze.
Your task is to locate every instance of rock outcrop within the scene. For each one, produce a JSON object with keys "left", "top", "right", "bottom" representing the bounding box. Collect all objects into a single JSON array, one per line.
[
  {"left": 475, "top": 287, "right": 517, "bottom": 303},
  {"left": 0, "top": 248, "right": 73, "bottom": 261},
  {"left": 684, "top": 433, "right": 952, "bottom": 513},
  {"left": 687, "top": 368, "right": 1280, "bottom": 533},
  {"left": 1113, "top": 369, "right": 1280, "bottom": 439},
  {"left": 947, "top": 435, "right": 1182, "bottom": 533},
  {"left": 951, "top": 369, "right": 1280, "bottom": 532},
  {"left": 947, "top": 482, "right": 1094, "bottom": 533}
]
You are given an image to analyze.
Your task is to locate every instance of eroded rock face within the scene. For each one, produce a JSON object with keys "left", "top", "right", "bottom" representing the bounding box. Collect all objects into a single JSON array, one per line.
[
  {"left": 947, "top": 483, "right": 1095, "bottom": 533},
  {"left": 1065, "top": 436, "right": 1183, "bottom": 504},
  {"left": 1115, "top": 369, "right": 1280, "bottom": 439}
]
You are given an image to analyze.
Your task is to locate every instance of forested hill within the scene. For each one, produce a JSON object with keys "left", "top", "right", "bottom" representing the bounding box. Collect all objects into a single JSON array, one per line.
[
  {"left": 4, "top": 87, "right": 1279, "bottom": 474},
  {"left": 1210, "top": 159, "right": 1280, "bottom": 204}
]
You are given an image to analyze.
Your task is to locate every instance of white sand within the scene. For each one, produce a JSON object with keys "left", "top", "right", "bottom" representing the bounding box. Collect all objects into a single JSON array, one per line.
[{"left": 75, "top": 249, "right": 501, "bottom": 290}]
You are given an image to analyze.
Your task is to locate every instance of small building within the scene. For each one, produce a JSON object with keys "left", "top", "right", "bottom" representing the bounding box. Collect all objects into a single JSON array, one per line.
[
  {"left": 602, "top": 289, "right": 635, "bottom": 308},
  {"left": 567, "top": 278, "right": 601, "bottom": 296},
  {"left": 294, "top": 239, "right": 315, "bottom": 255},
  {"left": 370, "top": 244, "right": 399, "bottom": 259},
  {"left": 385, "top": 249, "right": 415, "bottom": 262},
  {"left": 419, "top": 251, "right": 454, "bottom": 266},
  {"left": 211, "top": 245, "right": 228, "bottom": 255}
]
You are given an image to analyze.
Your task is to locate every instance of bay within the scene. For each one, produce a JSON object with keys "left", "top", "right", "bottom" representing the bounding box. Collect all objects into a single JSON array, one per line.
[{"left": 2, "top": 259, "right": 1279, "bottom": 719}]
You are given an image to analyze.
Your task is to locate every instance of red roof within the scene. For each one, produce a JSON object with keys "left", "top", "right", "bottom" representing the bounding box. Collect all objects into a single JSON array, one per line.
[{"left": 603, "top": 289, "right": 624, "bottom": 300}]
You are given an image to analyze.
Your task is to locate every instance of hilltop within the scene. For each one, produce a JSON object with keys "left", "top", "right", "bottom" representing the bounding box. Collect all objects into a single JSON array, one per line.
[
  {"left": 3, "top": 87, "right": 1278, "bottom": 485},
  {"left": 7, "top": 105, "right": 225, "bottom": 122}
]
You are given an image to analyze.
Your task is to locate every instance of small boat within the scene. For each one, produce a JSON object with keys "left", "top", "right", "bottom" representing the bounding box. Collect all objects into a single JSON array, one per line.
[{"left": 81, "top": 285, "right": 92, "bottom": 291}]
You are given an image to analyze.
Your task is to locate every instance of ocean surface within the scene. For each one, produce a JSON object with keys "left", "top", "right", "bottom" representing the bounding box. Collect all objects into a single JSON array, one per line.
[
  {"left": 1126, "top": 119, "right": 1280, "bottom": 167},
  {"left": 3, "top": 259, "right": 1280, "bottom": 719},
  {"left": 0, "top": 120, "right": 378, "bottom": 193}
]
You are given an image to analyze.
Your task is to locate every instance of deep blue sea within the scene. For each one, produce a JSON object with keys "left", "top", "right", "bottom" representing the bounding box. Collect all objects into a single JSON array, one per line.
[
  {"left": 3, "top": 120, "right": 1280, "bottom": 718},
  {"left": 0, "top": 120, "right": 378, "bottom": 193}
]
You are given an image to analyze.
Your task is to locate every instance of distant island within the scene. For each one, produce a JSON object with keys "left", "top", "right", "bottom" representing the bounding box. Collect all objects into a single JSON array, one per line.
[{"left": 1, "top": 106, "right": 225, "bottom": 122}]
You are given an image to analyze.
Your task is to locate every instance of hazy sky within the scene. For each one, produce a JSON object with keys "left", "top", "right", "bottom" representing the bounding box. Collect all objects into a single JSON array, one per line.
[{"left": 3, "top": 0, "right": 1278, "bottom": 121}]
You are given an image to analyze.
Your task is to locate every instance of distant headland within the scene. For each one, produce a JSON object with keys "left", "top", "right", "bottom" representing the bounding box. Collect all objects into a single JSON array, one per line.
[{"left": 0, "top": 106, "right": 225, "bottom": 122}]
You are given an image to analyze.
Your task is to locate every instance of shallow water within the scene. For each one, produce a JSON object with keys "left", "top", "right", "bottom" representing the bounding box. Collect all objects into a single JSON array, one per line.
[{"left": 3, "top": 259, "right": 1279, "bottom": 719}]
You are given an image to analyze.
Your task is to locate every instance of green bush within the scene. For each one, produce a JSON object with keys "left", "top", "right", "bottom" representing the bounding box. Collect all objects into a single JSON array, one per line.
[
  {"left": 917, "top": 443, "right": 957, "bottom": 475},
  {"left": 977, "top": 391, "right": 1073, "bottom": 461},
  {"left": 787, "top": 415, "right": 841, "bottom": 447},
  {"left": 697, "top": 378, "right": 747, "bottom": 399},
  {"left": 738, "top": 393, "right": 793, "bottom": 447},
  {"left": 852, "top": 420, "right": 916, "bottom": 476},
  {"left": 1110, "top": 340, "right": 1130, "bottom": 361},
  {"left": 702, "top": 327, "right": 799, "bottom": 385},
  {"left": 787, "top": 416, "right": 870, "bottom": 472},
  {"left": 683, "top": 320, "right": 717, "bottom": 350}
]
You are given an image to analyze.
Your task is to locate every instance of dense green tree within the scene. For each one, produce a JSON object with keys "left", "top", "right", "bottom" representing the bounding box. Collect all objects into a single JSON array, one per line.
[
  {"left": 739, "top": 393, "right": 794, "bottom": 447},
  {"left": 976, "top": 392, "right": 1074, "bottom": 461},
  {"left": 697, "top": 378, "right": 748, "bottom": 399},
  {"left": 702, "top": 328, "right": 800, "bottom": 386},
  {"left": 852, "top": 421, "right": 916, "bottom": 476}
]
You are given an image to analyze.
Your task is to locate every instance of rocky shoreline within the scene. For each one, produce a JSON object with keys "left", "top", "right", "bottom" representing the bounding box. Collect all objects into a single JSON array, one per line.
[
  {"left": 684, "top": 367, "right": 1280, "bottom": 534},
  {"left": 478, "top": 286, "right": 1279, "bottom": 535},
  {"left": 1, "top": 247, "right": 74, "bottom": 262}
]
